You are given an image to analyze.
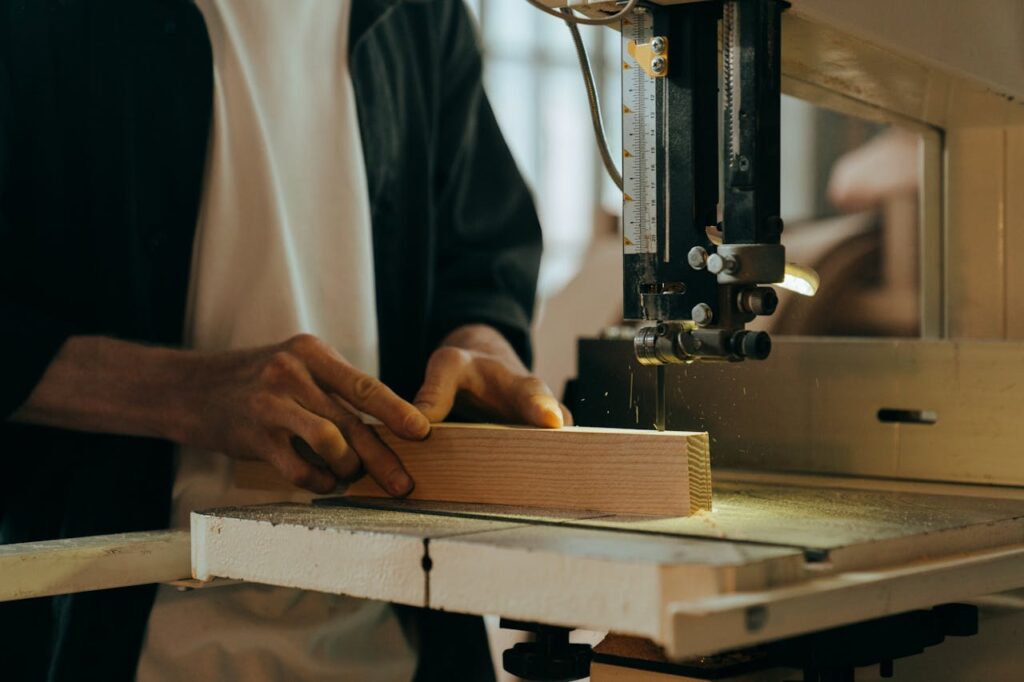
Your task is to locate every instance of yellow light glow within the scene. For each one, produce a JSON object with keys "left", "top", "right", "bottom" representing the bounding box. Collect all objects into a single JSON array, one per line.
[{"left": 780, "top": 263, "right": 820, "bottom": 297}]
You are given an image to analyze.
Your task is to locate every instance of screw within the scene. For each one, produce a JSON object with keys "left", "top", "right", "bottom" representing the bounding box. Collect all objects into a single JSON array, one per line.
[
  {"left": 687, "top": 246, "right": 708, "bottom": 270},
  {"left": 651, "top": 56, "right": 667, "bottom": 74},
  {"left": 691, "top": 303, "right": 713, "bottom": 326},
  {"left": 737, "top": 155, "right": 751, "bottom": 172},
  {"left": 651, "top": 36, "right": 666, "bottom": 55},
  {"left": 707, "top": 253, "right": 739, "bottom": 275}
]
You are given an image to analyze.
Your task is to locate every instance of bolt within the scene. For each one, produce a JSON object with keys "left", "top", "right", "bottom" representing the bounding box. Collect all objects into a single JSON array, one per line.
[
  {"left": 651, "top": 56, "right": 667, "bottom": 74},
  {"left": 707, "top": 253, "right": 739, "bottom": 275},
  {"left": 651, "top": 36, "right": 666, "bottom": 55},
  {"left": 687, "top": 246, "right": 708, "bottom": 270},
  {"left": 691, "top": 303, "right": 713, "bottom": 326}
]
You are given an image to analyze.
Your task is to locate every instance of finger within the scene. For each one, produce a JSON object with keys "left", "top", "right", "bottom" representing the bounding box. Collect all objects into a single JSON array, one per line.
[
  {"left": 293, "top": 337, "right": 429, "bottom": 440},
  {"left": 286, "top": 403, "right": 363, "bottom": 483},
  {"left": 560, "top": 404, "right": 574, "bottom": 427},
  {"left": 264, "top": 442, "right": 338, "bottom": 494},
  {"left": 413, "top": 347, "right": 471, "bottom": 422},
  {"left": 512, "top": 376, "right": 564, "bottom": 429},
  {"left": 333, "top": 399, "right": 415, "bottom": 497},
  {"left": 280, "top": 371, "right": 365, "bottom": 482}
]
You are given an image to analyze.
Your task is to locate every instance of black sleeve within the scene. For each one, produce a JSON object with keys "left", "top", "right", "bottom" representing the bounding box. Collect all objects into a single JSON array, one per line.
[
  {"left": 0, "top": 59, "right": 75, "bottom": 418},
  {"left": 428, "top": 1, "right": 544, "bottom": 368}
]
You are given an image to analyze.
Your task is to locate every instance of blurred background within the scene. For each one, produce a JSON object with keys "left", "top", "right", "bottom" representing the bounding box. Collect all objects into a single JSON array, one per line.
[{"left": 463, "top": 1, "right": 923, "bottom": 403}]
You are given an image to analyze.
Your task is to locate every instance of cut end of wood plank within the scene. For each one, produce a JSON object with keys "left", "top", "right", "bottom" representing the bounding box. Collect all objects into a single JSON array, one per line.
[
  {"left": 235, "top": 423, "right": 713, "bottom": 517},
  {"left": 688, "top": 433, "right": 713, "bottom": 514}
]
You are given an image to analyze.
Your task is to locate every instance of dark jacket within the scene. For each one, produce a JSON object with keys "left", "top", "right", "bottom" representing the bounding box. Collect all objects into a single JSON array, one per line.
[{"left": 0, "top": 0, "right": 541, "bottom": 679}]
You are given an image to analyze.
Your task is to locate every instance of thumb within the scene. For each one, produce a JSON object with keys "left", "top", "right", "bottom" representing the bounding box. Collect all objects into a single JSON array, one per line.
[{"left": 413, "top": 347, "right": 467, "bottom": 422}]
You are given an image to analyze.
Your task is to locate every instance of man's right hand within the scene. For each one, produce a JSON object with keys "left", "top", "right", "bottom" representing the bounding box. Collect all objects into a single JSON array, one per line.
[
  {"left": 181, "top": 334, "right": 429, "bottom": 494},
  {"left": 10, "top": 334, "right": 429, "bottom": 495}
]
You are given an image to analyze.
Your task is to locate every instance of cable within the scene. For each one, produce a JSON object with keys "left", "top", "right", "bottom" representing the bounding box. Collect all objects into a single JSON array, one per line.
[
  {"left": 523, "top": 0, "right": 638, "bottom": 26},
  {"left": 559, "top": 8, "right": 624, "bottom": 190}
]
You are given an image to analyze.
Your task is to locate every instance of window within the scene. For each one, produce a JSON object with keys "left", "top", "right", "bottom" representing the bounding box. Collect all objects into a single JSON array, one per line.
[{"left": 466, "top": 1, "right": 621, "bottom": 297}]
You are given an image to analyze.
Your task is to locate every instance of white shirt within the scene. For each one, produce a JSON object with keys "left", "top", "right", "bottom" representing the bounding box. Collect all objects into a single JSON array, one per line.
[{"left": 136, "top": 1, "right": 416, "bottom": 679}]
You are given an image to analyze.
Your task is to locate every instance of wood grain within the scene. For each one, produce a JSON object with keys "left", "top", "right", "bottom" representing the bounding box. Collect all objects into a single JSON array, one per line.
[
  {"left": 237, "top": 423, "right": 712, "bottom": 517},
  {"left": 0, "top": 531, "right": 190, "bottom": 602}
]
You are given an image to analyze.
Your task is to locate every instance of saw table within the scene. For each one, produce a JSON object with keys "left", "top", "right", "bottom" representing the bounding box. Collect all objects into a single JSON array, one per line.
[{"left": 189, "top": 474, "right": 1024, "bottom": 666}]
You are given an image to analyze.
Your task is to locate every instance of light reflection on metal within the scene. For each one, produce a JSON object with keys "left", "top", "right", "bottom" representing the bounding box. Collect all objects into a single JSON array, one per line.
[{"left": 781, "top": 263, "right": 820, "bottom": 297}]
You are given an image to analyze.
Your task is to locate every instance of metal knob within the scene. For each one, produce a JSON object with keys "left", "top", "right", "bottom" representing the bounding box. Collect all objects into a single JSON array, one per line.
[
  {"left": 691, "top": 303, "right": 714, "bottom": 327},
  {"left": 687, "top": 246, "right": 709, "bottom": 270},
  {"left": 731, "top": 330, "right": 772, "bottom": 360},
  {"left": 707, "top": 253, "right": 739, "bottom": 275}
]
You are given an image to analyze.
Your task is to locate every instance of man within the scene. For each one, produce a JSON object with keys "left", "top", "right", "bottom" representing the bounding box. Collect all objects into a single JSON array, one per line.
[{"left": 0, "top": 0, "right": 563, "bottom": 679}]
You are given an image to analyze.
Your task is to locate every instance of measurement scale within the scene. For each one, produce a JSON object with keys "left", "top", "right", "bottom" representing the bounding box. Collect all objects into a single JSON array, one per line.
[{"left": 621, "top": 9, "right": 659, "bottom": 257}]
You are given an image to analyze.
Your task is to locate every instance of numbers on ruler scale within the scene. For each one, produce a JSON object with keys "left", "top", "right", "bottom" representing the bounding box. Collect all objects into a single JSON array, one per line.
[{"left": 622, "top": 11, "right": 658, "bottom": 256}]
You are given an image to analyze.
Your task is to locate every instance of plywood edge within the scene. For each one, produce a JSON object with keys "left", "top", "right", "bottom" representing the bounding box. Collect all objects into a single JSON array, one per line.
[{"left": 0, "top": 530, "right": 190, "bottom": 602}]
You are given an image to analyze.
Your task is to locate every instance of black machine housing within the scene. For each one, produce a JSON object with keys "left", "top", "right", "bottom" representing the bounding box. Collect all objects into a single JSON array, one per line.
[{"left": 623, "top": 0, "right": 787, "bottom": 364}]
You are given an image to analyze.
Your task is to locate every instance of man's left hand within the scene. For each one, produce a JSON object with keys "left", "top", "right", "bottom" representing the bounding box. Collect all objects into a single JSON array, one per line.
[{"left": 413, "top": 324, "right": 572, "bottom": 428}]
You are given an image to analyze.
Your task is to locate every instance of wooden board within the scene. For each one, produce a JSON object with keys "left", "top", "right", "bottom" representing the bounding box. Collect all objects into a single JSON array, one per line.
[
  {"left": 0, "top": 531, "right": 190, "bottom": 602},
  {"left": 237, "top": 423, "right": 712, "bottom": 517}
]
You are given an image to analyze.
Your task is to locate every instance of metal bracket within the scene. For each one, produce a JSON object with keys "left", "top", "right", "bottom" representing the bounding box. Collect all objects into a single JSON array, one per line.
[{"left": 628, "top": 35, "right": 669, "bottom": 78}]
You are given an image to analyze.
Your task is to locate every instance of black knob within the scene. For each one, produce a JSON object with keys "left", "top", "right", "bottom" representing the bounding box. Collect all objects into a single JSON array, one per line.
[
  {"left": 732, "top": 330, "right": 772, "bottom": 360},
  {"left": 501, "top": 622, "right": 591, "bottom": 682}
]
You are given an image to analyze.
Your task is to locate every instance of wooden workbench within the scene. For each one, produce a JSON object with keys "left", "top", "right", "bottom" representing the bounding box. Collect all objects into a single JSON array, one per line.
[{"left": 191, "top": 475, "right": 1024, "bottom": 659}]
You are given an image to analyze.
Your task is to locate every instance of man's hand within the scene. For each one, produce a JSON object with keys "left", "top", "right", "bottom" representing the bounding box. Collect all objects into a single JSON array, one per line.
[
  {"left": 413, "top": 325, "right": 571, "bottom": 428},
  {"left": 11, "top": 334, "right": 429, "bottom": 496},
  {"left": 181, "top": 334, "right": 429, "bottom": 495}
]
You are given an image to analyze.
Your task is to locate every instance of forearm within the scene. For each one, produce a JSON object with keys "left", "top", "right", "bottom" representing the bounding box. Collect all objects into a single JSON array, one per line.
[
  {"left": 9, "top": 336, "right": 197, "bottom": 442},
  {"left": 7, "top": 333, "right": 430, "bottom": 494}
]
